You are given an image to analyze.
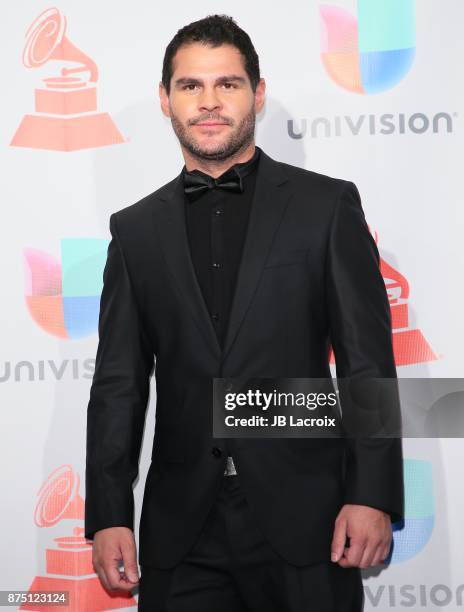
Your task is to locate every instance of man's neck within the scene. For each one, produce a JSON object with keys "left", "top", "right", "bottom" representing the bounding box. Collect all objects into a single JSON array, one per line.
[{"left": 182, "top": 142, "right": 256, "bottom": 178}]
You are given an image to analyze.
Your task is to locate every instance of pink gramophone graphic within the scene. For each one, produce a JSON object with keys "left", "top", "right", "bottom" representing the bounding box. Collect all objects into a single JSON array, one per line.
[
  {"left": 20, "top": 465, "right": 136, "bottom": 611},
  {"left": 10, "top": 7, "right": 124, "bottom": 151},
  {"left": 329, "top": 229, "right": 438, "bottom": 367}
]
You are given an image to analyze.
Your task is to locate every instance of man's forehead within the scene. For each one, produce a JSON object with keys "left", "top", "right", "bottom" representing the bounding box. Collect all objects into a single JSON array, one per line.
[{"left": 172, "top": 43, "right": 245, "bottom": 76}]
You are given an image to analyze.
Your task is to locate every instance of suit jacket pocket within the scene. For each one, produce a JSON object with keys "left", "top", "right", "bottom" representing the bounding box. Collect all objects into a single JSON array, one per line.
[{"left": 264, "top": 248, "right": 310, "bottom": 268}]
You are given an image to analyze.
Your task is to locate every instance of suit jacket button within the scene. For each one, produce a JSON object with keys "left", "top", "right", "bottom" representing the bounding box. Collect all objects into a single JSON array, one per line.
[{"left": 211, "top": 447, "right": 222, "bottom": 458}]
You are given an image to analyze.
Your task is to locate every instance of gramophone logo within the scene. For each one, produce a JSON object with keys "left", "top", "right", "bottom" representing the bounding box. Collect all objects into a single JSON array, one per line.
[
  {"left": 10, "top": 7, "right": 124, "bottom": 151},
  {"left": 319, "top": 0, "right": 416, "bottom": 94},
  {"left": 24, "top": 238, "right": 109, "bottom": 339},
  {"left": 377, "top": 234, "right": 438, "bottom": 367},
  {"left": 329, "top": 230, "right": 438, "bottom": 367},
  {"left": 20, "top": 465, "right": 136, "bottom": 610},
  {"left": 389, "top": 459, "right": 435, "bottom": 564}
]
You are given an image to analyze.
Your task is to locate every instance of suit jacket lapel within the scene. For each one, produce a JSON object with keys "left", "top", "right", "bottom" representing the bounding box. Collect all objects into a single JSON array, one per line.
[
  {"left": 152, "top": 148, "right": 292, "bottom": 364},
  {"left": 221, "top": 150, "right": 292, "bottom": 363},
  {"left": 153, "top": 173, "right": 222, "bottom": 360}
]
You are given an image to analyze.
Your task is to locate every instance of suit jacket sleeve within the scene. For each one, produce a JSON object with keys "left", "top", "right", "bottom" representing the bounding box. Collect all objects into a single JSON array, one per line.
[
  {"left": 84, "top": 212, "right": 154, "bottom": 540},
  {"left": 325, "top": 180, "right": 405, "bottom": 524}
]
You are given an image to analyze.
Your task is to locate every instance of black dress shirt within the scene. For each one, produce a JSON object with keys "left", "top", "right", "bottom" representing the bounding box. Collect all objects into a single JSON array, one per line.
[{"left": 182, "top": 146, "right": 262, "bottom": 350}]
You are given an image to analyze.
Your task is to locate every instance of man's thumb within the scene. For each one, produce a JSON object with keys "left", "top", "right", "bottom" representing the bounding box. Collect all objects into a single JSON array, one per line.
[
  {"left": 331, "top": 517, "right": 347, "bottom": 562},
  {"left": 125, "top": 561, "right": 139, "bottom": 582},
  {"left": 122, "top": 547, "right": 139, "bottom": 582}
]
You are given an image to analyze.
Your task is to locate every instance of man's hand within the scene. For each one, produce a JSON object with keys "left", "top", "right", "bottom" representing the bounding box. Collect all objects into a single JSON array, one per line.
[
  {"left": 92, "top": 526, "right": 139, "bottom": 591},
  {"left": 331, "top": 504, "right": 392, "bottom": 568}
]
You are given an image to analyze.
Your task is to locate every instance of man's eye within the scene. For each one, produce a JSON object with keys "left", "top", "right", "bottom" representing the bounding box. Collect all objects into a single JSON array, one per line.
[{"left": 182, "top": 82, "right": 236, "bottom": 91}]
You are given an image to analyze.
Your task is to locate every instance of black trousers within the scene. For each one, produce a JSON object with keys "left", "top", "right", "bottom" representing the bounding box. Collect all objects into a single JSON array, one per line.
[{"left": 138, "top": 473, "right": 364, "bottom": 611}]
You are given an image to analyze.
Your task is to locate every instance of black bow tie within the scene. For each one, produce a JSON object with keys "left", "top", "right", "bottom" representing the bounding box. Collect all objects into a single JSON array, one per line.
[
  {"left": 183, "top": 167, "right": 243, "bottom": 202},
  {"left": 182, "top": 147, "right": 261, "bottom": 203}
]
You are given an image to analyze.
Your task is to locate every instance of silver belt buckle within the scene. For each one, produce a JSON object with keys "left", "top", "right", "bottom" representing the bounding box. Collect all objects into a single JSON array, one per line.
[{"left": 224, "top": 455, "right": 237, "bottom": 476}]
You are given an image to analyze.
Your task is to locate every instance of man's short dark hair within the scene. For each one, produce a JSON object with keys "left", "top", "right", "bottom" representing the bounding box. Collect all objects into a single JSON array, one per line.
[{"left": 162, "top": 14, "right": 260, "bottom": 96}]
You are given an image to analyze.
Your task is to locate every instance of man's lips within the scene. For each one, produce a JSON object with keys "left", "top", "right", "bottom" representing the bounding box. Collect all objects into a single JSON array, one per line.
[{"left": 195, "top": 122, "right": 228, "bottom": 126}]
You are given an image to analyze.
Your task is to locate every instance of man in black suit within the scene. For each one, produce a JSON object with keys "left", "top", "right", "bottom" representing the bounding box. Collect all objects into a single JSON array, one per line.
[{"left": 85, "top": 14, "right": 404, "bottom": 611}]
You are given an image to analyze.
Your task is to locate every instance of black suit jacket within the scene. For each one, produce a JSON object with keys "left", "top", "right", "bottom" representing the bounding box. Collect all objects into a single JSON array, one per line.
[{"left": 85, "top": 148, "right": 404, "bottom": 568}]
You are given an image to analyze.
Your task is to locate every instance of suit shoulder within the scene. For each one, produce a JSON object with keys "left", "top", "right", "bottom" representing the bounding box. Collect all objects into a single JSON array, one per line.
[
  {"left": 111, "top": 175, "right": 179, "bottom": 226},
  {"left": 279, "top": 159, "right": 350, "bottom": 195}
]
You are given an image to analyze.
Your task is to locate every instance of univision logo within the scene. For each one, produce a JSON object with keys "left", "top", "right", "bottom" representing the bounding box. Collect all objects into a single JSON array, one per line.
[
  {"left": 389, "top": 458, "right": 434, "bottom": 564},
  {"left": 24, "top": 238, "right": 109, "bottom": 339},
  {"left": 287, "top": 112, "right": 455, "bottom": 139},
  {"left": 319, "top": 0, "right": 415, "bottom": 94}
]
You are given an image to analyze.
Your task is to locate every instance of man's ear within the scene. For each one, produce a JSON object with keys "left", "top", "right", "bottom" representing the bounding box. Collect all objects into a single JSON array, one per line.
[
  {"left": 254, "top": 78, "right": 266, "bottom": 115},
  {"left": 159, "top": 81, "right": 171, "bottom": 118}
]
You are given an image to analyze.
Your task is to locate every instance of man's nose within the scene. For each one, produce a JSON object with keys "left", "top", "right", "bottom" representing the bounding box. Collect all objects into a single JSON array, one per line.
[{"left": 198, "top": 87, "right": 222, "bottom": 111}]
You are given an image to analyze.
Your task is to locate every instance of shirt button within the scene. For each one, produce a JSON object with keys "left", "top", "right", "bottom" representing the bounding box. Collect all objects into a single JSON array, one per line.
[
  {"left": 214, "top": 208, "right": 223, "bottom": 215},
  {"left": 212, "top": 262, "right": 222, "bottom": 268},
  {"left": 211, "top": 447, "right": 223, "bottom": 458},
  {"left": 212, "top": 313, "right": 219, "bottom": 321}
]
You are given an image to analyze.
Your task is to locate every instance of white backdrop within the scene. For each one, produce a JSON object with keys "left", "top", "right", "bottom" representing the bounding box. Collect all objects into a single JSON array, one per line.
[{"left": 1, "top": 1, "right": 463, "bottom": 609}]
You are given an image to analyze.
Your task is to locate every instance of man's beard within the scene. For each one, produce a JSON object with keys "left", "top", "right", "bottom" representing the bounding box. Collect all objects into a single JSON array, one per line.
[{"left": 170, "top": 107, "right": 256, "bottom": 162}]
